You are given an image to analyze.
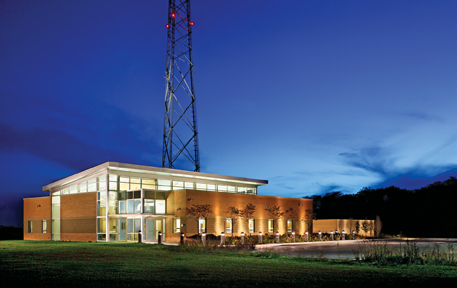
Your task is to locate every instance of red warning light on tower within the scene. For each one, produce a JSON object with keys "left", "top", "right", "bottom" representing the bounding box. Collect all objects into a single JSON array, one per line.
[
  {"left": 166, "top": 24, "right": 170, "bottom": 28},
  {"left": 172, "top": 13, "right": 175, "bottom": 18},
  {"left": 190, "top": 21, "right": 194, "bottom": 26}
]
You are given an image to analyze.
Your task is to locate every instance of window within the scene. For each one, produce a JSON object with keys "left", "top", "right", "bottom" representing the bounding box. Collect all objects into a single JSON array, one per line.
[
  {"left": 144, "top": 199, "right": 154, "bottom": 213},
  {"left": 156, "top": 200, "right": 166, "bottom": 214},
  {"left": 28, "top": 221, "right": 33, "bottom": 233},
  {"left": 226, "top": 218, "right": 232, "bottom": 234},
  {"left": 42, "top": 220, "right": 47, "bottom": 233},
  {"left": 237, "top": 187, "right": 247, "bottom": 194},
  {"left": 287, "top": 219, "right": 292, "bottom": 232},
  {"left": 172, "top": 181, "right": 184, "bottom": 190},
  {"left": 198, "top": 218, "right": 206, "bottom": 233},
  {"left": 268, "top": 219, "right": 274, "bottom": 233},
  {"left": 196, "top": 183, "right": 206, "bottom": 190},
  {"left": 248, "top": 219, "right": 255, "bottom": 233},
  {"left": 173, "top": 218, "right": 181, "bottom": 233},
  {"left": 218, "top": 185, "right": 227, "bottom": 192}
]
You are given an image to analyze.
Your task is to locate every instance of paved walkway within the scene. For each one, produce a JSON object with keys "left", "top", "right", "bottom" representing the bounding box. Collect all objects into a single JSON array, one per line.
[{"left": 255, "top": 238, "right": 457, "bottom": 260}]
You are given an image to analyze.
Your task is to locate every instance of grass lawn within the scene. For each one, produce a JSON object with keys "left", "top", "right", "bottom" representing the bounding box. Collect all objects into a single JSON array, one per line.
[{"left": 1, "top": 241, "right": 456, "bottom": 287}]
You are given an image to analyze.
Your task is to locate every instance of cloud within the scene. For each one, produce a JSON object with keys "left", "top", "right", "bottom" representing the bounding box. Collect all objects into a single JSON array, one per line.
[
  {"left": 339, "top": 147, "right": 392, "bottom": 177},
  {"left": 0, "top": 104, "right": 163, "bottom": 171},
  {"left": 397, "top": 111, "right": 443, "bottom": 123}
]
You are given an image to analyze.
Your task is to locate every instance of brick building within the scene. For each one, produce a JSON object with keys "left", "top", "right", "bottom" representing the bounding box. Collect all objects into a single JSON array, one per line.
[{"left": 23, "top": 162, "right": 312, "bottom": 242}]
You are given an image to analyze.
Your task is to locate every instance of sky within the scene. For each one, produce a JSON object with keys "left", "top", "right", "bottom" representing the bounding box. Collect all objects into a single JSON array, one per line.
[{"left": 1, "top": 0, "right": 457, "bottom": 227}]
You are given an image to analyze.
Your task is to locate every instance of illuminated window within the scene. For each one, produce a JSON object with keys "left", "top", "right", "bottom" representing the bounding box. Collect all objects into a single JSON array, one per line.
[
  {"left": 218, "top": 185, "right": 227, "bottom": 192},
  {"left": 247, "top": 187, "right": 256, "bottom": 194},
  {"left": 88, "top": 178, "right": 97, "bottom": 191},
  {"left": 158, "top": 179, "right": 171, "bottom": 190},
  {"left": 28, "top": 221, "right": 32, "bottom": 233},
  {"left": 227, "top": 186, "right": 236, "bottom": 193},
  {"left": 42, "top": 220, "right": 47, "bottom": 233},
  {"left": 173, "top": 181, "right": 184, "bottom": 190},
  {"left": 237, "top": 187, "right": 247, "bottom": 194},
  {"left": 79, "top": 181, "right": 87, "bottom": 193},
  {"left": 144, "top": 199, "right": 154, "bottom": 213},
  {"left": 156, "top": 200, "right": 166, "bottom": 214},
  {"left": 185, "top": 182, "right": 194, "bottom": 189},
  {"left": 69, "top": 185, "right": 77, "bottom": 194},
  {"left": 142, "top": 178, "right": 156, "bottom": 189},
  {"left": 226, "top": 218, "right": 232, "bottom": 234},
  {"left": 248, "top": 219, "right": 255, "bottom": 233},
  {"left": 173, "top": 218, "right": 181, "bottom": 233},
  {"left": 287, "top": 219, "right": 292, "bottom": 232},
  {"left": 268, "top": 219, "right": 274, "bottom": 233},
  {"left": 198, "top": 218, "right": 206, "bottom": 233},
  {"left": 196, "top": 183, "right": 206, "bottom": 190},
  {"left": 98, "top": 176, "right": 106, "bottom": 190},
  {"left": 207, "top": 184, "right": 216, "bottom": 191}
]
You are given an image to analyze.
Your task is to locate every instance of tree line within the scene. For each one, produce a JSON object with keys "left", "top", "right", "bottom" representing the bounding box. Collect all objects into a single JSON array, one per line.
[{"left": 307, "top": 176, "right": 457, "bottom": 237}]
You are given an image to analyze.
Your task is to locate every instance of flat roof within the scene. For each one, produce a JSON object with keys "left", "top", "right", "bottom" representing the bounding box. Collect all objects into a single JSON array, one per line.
[{"left": 42, "top": 162, "right": 268, "bottom": 191}]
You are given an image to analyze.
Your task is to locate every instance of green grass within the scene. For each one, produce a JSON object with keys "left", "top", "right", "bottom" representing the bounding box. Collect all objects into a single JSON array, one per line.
[{"left": 1, "top": 241, "right": 457, "bottom": 287}]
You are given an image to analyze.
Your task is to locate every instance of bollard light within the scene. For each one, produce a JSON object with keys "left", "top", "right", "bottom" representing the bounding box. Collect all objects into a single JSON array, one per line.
[
  {"left": 292, "top": 231, "right": 295, "bottom": 235},
  {"left": 259, "top": 231, "right": 262, "bottom": 236},
  {"left": 276, "top": 231, "right": 279, "bottom": 236},
  {"left": 319, "top": 231, "right": 321, "bottom": 235},
  {"left": 331, "top": 230, "right": 333, "bottom": 235}
]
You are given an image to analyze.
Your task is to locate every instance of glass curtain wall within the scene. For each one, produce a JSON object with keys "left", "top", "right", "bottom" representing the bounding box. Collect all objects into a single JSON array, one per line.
[{"left": 52, "top": 196, "right": 60, "bottom": 240}]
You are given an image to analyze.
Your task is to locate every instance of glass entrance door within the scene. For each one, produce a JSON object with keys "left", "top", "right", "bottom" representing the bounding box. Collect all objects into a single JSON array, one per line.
[
  {"left": 127, "top": 218, "right": 141, "bottom": 241},
  {"left": 146, "top": 219, "right": 154, "bottom": 241},
  {"left": 119, "top": 218, "right": 127, "bottom": 241},
  {"left": 155, "top": 219, "right": 162, "bottom": 240}
]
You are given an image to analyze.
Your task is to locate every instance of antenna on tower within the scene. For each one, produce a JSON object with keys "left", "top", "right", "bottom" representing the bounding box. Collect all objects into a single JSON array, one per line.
[{"left": 162, "top": 0, "right": 200, "bottom": 172}]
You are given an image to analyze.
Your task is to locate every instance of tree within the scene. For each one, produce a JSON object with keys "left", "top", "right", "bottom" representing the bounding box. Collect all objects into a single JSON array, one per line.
[
  {"left": 265, "top": 205, "right": 284, "bottom": 233},
  {"left": 368, "top": 220, "right": 375, "bottom": 237},
  {"left": 186, "top": 204, "right": 213, "bottom": 235},
  {"left": 361, "top": 219, "right": 370, "bottom": 235},
  {"left": 285, "top": 207, "right": 298, "bottom": 232},
  {"left": 375, "top": 215, "right": 382, "bottom": 238},
  {"left": 240, "top": 203, "right": 256, "bottom": 235},
  {"left": 348, "top": 218, "right": 355, "bottom": 238},
  {"left": 304, "top": 209, "right": 315, "bottom": 234},
  {"left": 226, "top": 206, "right": 241, "bottom": 237}
]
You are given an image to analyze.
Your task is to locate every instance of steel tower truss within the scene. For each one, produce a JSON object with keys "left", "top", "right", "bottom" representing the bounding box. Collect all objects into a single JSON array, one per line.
[{"left": 162, "top": 0, "right": 200, "bottom": 172}]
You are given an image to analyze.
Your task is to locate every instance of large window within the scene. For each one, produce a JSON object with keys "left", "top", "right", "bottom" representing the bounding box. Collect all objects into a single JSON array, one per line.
[
  {"left": 156, "top": 200, "right": 166, "bottom": 214},
  {"left": 248, "top": 219, "right": 255, "bottom": 233},
  {"left": 28, "top": 221, "right": 32, "bottom": 233},
  {"left": 42, "top": 220, "right": 47, "bottom": 233},
  {"left": 226, "top": 218, "right": 232, "bottom": 234},
  {"left": 287, "top": 219, "right": 293, "bottom": 232},
  {"left": 198, "top": 218, "right": 206, "bottom": 233},
  {"left": 144, "top": 199, "right": 155, "bottom": 213},
  {"left": 268, "top": 219, "right": 274, "bottom": 233},
  {"left": 173, "top": 218, "right": 181, "bottom": 233}
]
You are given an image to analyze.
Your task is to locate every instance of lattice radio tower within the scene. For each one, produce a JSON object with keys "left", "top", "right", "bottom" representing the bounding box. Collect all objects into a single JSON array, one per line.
[{"left": 162, "top": 0, "right": 200, "bottom": 172}]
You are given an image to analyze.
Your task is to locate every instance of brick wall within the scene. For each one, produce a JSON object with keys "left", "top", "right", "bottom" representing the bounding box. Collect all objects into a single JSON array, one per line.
[
  {"left": 60, "top": 192, "right": 96, "bottom": 241},
  {"left": 176, "top": 190, "right": 312, "bottom": 236},
  {"left": 23, "top": 197, "right": 52, "bottom": 240}
]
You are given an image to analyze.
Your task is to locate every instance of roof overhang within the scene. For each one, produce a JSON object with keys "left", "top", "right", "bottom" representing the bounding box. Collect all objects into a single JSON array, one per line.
[{"left": 42, "top": 162, "right": 268, "bottom": 191}]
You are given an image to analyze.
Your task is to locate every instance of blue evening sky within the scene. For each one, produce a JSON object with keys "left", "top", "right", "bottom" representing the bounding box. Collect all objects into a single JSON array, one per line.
[{"left": 1, "top": 0, "right": 457, "bottom": 226}]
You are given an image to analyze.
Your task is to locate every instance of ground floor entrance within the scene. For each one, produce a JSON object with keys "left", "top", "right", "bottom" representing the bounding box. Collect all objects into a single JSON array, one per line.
[{"left": 110, "top": 216, "right": 167, "bottom": 242}]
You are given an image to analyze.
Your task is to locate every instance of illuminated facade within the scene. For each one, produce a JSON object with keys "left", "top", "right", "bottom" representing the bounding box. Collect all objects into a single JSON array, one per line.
[{"left": 23, "top": 162, "right": 312, "bottom": 242}]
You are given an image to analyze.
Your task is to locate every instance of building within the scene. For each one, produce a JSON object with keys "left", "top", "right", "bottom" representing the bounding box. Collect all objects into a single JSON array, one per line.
[
  {"left": 23, "top": 162, "right": 312, "bottom": 242},
  {"left": 313, "top": 219, "right": 375, "bottom": 237}
]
